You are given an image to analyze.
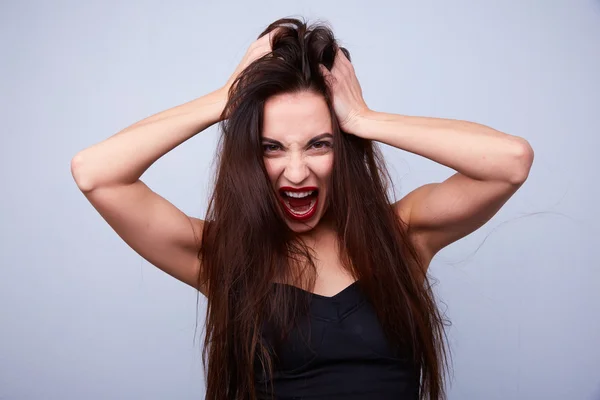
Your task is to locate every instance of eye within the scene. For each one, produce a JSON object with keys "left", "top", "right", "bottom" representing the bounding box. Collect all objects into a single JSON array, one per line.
[
  {"left": 311, "top": 141, "right": 332, "bottom": 150},
  {"left": 262, "top": 144, "right": 280, "bottom": 153}
]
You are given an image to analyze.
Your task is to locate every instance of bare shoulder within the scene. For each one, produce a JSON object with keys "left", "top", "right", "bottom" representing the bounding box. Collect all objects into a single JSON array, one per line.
[{"left": 392, "top": 170, "right": 528, "bottom": 272}]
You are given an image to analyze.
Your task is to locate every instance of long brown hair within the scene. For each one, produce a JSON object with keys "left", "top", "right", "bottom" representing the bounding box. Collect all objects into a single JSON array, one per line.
[{"left": 196, "top": 17, "right": 451, "bottom": 399}]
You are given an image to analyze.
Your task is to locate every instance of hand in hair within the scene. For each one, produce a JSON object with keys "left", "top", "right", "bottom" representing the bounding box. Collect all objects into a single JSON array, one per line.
[
  {"left": 319, "top": 48, "right": 371, "bottom": 136},
  {"left": 222, "top": 27, "right": 283, "bottom": 97}
]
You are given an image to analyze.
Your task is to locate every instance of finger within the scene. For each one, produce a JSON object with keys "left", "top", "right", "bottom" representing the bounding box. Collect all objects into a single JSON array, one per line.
[
  {"left": 334, "top": 48, "right": 351, "bottom": 73},
  {"left": 319, "top": 64, "right": 336, "bottom": 86},
  {"left": 267, "top": 27, "right": 284, "bottom": 49},
  {"left": 319, "top": 64, "right": 330, "bottom": 75},
  {"left": 319, "top": 64, "right": 333, "bottom": 81},
  {"left": 329, "top": 48, "right": 346, "bottom": 76},
  {"left": 338, "top": 47, "right": 352, "bottom": 64}
]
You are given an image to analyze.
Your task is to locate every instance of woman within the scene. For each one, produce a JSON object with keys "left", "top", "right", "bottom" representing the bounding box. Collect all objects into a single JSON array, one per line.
[{"left": 71, "top": 17, "right": 534, "bottom": 400}]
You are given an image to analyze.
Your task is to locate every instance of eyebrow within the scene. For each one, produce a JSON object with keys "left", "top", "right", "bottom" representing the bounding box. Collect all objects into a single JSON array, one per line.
[{"left": 261, "top": 133, "right": 333, "bottom": 147}]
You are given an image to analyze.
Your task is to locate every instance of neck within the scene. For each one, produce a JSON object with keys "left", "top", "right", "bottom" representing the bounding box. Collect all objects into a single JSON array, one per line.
[{"left": 298, "top": 216, "right": 335, "bottom": 243}]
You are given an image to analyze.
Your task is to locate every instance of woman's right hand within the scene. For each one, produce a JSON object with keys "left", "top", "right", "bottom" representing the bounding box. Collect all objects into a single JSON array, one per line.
[{"left": 221, "top": 27, "right": 282, "bottom": 98}]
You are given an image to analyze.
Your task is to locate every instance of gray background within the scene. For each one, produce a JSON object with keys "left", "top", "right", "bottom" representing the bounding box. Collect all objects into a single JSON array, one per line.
[{"left": 1, "top": 1, "right": 599, "bottom": 399}]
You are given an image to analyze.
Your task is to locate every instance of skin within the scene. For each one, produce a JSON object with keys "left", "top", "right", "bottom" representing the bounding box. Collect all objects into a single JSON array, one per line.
[{"left": 261, "top": 90, "right": 335, "bottom": 238}]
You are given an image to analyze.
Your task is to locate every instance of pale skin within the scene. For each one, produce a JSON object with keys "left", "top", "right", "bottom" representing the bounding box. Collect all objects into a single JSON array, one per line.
[
  {"left": 71, "top": 31, "right": 534, "bottom": 297},
  {"left": 316, "top": 49, "right": 535, "bottom": 291},
  {"left": 261, "top": 91, "right": 348, "bottom": 293}
]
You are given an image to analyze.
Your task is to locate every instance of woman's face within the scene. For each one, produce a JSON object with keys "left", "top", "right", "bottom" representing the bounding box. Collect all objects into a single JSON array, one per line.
[{"left": 261, "top": 91, "right": 334, "bottom": 234}]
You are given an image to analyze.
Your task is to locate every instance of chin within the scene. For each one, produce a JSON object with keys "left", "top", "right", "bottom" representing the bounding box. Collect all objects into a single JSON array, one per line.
[{"left": 285, "top": 218, "right": 320, "bottom": 233}]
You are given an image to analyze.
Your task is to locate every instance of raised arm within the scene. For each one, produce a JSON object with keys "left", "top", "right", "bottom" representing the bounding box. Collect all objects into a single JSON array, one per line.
[
  {"left": 71, "top": 28, "right": 282, "bottom": 294},
  {"left": 71, "top": 88, "right": 226, "bottom": 293}
]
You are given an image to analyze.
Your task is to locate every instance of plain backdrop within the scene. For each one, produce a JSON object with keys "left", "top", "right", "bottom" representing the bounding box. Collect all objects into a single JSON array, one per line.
[{"left": 1, "top": 1, "right": 599, "bottom": 399}]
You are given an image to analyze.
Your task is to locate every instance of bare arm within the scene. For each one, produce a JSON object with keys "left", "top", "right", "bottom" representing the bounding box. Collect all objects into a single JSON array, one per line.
[
  {"left": 71, "top": 88, "right": 227, "bottom": 293},
  {"left": 71, "top": 88, "right": 226, "bottom": 191},
  {"left": 71, "top": 29, "right": 281, "bottom": 293}
]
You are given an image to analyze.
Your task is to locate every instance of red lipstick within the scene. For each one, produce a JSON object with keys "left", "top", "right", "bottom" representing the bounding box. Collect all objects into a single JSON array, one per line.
[{"left": 278, "top": 186, "right": 319, "bottom": 221}]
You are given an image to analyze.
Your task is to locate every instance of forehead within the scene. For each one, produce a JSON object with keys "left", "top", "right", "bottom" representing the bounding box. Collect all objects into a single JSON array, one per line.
[{"left": 262, "top": 91, "right": 332, "bottom": 141}]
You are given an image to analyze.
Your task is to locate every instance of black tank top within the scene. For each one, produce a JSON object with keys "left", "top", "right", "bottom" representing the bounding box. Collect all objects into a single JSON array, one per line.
[{"left": 254, "top": 281, "right": 420, "bottom": 399}]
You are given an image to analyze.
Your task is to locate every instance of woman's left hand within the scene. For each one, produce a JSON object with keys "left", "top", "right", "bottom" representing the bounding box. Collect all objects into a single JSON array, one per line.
[{"left": 319, "top": 48, "right": 371, "bottom": 136}]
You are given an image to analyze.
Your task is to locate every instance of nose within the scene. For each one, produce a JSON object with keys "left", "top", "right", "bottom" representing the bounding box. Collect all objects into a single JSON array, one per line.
[{"left": 283, "top": 153, "right": 310, "bottom": 184}]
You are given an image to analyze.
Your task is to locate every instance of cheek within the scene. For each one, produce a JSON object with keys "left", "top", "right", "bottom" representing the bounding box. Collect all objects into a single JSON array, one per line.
[
  {"left": 263, "top": 159, "right": 281, "bottom": 184},
  {"left": 313, "top": 155, "right": 334, "bottom": 179}
]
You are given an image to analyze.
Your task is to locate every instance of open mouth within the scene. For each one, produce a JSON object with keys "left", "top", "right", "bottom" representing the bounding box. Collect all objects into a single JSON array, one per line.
[{"left": 278, "top": 187, "right": 319, "bottom": 221}]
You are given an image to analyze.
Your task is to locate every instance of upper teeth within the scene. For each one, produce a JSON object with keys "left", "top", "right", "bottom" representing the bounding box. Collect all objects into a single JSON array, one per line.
[{"left": 284, "top": 190, "right": 314, "bottom": 198}]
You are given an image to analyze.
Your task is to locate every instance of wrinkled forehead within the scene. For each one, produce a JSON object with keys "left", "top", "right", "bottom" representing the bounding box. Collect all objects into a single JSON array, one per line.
[{"left": 261, "top": 92, "right": 333, "bottom": 143}]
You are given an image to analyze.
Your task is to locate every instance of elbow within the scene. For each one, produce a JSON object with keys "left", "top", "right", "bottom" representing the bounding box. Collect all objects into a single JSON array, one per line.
[
  {"left": 71, "top": 153, "right": 94, "bottom": 192},
  {"left": 509, "top": 139, "right": 534, "bottom": 185}
]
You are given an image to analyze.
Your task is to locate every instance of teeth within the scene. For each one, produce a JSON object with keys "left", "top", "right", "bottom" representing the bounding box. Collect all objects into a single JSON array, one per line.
[
  {"left": 284, "top": 190, "right": 315, "bottom": 198},
  {"left": 284, "top": 199, "right": 316, "bottom": 216}
]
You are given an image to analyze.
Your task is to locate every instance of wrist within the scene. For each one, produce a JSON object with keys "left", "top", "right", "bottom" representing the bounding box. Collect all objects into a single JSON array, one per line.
[
  {"left": 207, "top": 87, "right": 229, "bottom": 122},
  {"left": 352, "top": 109, "right": 378, "bottom": 140}
]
